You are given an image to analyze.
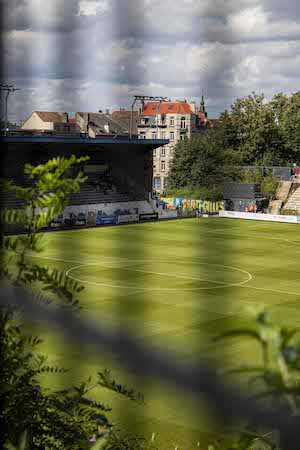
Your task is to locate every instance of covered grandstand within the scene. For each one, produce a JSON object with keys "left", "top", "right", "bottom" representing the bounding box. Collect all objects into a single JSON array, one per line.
[{"left": 0, "top": 136, "right": 169, "bottom": 227}]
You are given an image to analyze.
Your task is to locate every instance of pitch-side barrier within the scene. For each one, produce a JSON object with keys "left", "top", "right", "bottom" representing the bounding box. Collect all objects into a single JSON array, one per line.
[{"left": 219, "top": 210, "right": 300, "bottom": 224}]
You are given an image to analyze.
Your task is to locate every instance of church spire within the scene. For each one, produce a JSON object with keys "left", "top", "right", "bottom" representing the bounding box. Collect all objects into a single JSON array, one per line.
[{"left": 200, "top": 90, "right": 207, "bottom": 118}]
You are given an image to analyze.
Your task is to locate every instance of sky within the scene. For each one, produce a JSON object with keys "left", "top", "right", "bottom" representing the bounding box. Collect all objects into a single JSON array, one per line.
[{"left": 1, "top": 0, "right": 300, "bottom": 123}]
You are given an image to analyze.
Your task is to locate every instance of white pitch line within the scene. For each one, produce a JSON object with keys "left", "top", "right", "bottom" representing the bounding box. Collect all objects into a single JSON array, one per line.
[
  {"left": 204, "top": 229, "right": 287, "bottom": 241},
  {"left": 100, "top": 264, "right": 246, "bottom": 286},
  {"left": 65, "top": 261, "right": 252, "bottom": 292},
  {"left": 237, "top": 284, "right": 299, "bottom": 297},
  {"left": 284, "top": 239, "right": 300, "bottom": 245},
  {"left": 17, "top": 249, "right": 299, "bottom": 297}
]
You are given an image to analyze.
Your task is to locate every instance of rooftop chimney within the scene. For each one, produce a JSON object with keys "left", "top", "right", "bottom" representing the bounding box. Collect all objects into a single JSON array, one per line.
[
  {"left": 104, "top": 123, "right": 110, "bottom": 134},
  {"left": 190, "top": 101, "right": 196, "bottom": 114}
]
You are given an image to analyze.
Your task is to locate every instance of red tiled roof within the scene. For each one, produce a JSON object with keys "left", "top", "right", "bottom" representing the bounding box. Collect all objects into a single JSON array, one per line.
[
  {"left": 197, "top": 111, "right": 206, "bottom": 122},
  {"left": 142, "top": 102, "right": 194, "bottom": 116},
  {"left": 197, "top": 111, "right": 214, "bottom": 127},
  {"left": 68, "top": 118, "right": 76, "bottom": 123}
]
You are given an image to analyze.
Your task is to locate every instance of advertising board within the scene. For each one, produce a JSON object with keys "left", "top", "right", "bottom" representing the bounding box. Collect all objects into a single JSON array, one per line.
[
  {"left": 96, "top": 214, "right": 118, "bottom": 225},
  {"left": 139, "top": 213, "right": 158, "bottom": 221},
  {"left": 117, "top": 214, "right": 139, "bottom": 224},
  {"left": 219, "top": 211, "right": 298, "bottom": 223},
  {"left": 158, "top": 210, "right": 178, "bottom": 219},
  {"left": 50, "top": 214, "right": 63, "bottom": 228}
]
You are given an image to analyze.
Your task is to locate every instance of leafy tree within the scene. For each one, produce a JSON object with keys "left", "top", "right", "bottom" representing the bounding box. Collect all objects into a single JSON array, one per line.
[
  {"left": 215, "top": 109, "right": 239, "bottom": 153},
  {"left": 260, "top": 176, "right": 279, "bottom": 199},
  {"left": 270, "top": 93, "right": 289, "bottom": 125},
  {"left": 168, "top": 132, "right": 224, "bottom": 198},
  {"left": 279, "top": 92, "right": 300, "bottom": 163},
  {"left": 229, "top": 92, "right": 280, "bottom": 165},
  {"left": 239, "top": 168, "right": 263, "bottom": 183}
]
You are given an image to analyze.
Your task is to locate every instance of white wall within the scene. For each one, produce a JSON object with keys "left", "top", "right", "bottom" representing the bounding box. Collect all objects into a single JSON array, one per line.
[{"left": 21, "top": 112, "right": 54, "bottom": 130}]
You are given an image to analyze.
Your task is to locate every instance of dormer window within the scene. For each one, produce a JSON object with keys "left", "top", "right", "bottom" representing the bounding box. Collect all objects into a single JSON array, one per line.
[{"left": 168, "top": 105, "right": 173, "bottom": 109}]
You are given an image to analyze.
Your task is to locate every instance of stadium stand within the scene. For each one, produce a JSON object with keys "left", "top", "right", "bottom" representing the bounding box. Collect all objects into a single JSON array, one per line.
[
  {"left": 283, "top": 185, "right": 300, "bottom": 213},
  {"left": 277, "top": 181, "right": 292, "bottom": 201},
  {"left": 268, "top": 181, "right": 292, "bottom": 214},
  {"left": 269, "top": 199, "right": 283, "bottom": 215},
  {"left": 1, "top": 135, "right": 171, "bottom": 228},
  {"left": 69, "top": 174, "right": 132, "bottom": 206}
]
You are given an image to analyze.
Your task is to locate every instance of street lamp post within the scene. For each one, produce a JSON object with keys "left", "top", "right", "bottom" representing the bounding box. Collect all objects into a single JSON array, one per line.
[{"left": 0, "top": 84, "right": 20, "bottom": 136}]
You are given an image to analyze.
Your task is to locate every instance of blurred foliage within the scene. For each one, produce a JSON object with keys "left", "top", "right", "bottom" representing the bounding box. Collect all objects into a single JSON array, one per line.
[
  {"left": 213, "top": 309, "right": 300, "bottom": 449},
  {"left": 0, "top": 156, "right": 147, "bottom": 449}
]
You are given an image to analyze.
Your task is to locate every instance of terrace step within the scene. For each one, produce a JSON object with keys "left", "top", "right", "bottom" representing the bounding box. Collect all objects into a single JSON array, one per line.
[
  {"left": 276, "top": 181, "right": 292, "bottom": 201},
  {"left": 269, "top": 199, "right": 283, "bottom": 214}
]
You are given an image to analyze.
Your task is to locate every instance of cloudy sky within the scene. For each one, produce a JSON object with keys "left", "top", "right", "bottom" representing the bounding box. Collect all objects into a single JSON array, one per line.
[{"left": 1, "top": 0, "right": 300, "bottom": 123}]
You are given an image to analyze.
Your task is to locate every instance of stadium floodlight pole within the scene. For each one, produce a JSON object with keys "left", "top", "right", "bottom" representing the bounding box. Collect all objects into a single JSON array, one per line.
[
  {"left": 130, "top": 99, "right": 136, "bottom": 140},
  {"left": 0, "top": 84, "right": 20, "bottom": 136}
]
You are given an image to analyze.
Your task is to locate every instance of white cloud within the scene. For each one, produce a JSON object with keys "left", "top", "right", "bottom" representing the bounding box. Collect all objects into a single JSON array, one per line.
[
  {"left": 2, "top": 0, "right": 300, "bottom": 121},
  {"left": 228, "top": 6, "right": 268, "bottom": 34},
  {"left": 78, "top": 1, "right": 98, "bottom": 16}
]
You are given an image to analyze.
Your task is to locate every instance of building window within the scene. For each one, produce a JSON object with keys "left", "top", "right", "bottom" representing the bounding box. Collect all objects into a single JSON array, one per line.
[
  {"left": 139, "top": 132, "right": 146, "bottom": 139},
  {"left": 153, "top": 177, "right": 161, "bottom": 189},
  {"left": 163, "top": 178, "right": 169, "bottom": 188},
  {"left": 161, "top": 148, "right": 166, "bottom": 156},
  {"left": 180, "top": 117, "right": 186, "bottom": 129},
  {"left": 180, "top": 133, "right": 187, "bottom": 140},
  {"left": 152, "top": 131, "right": 156, "bottom": 139},
  {"left": 153, "top": 148, "right": 156, "bottom": 156},
  {"left": 161, "top": 161, "right": 166, "bottom": 171},
  {"left": 170, "top": 132, "right": 174, "bottom": 141},
  {"left": 161, "top": 132, "right": 166, "bottom": 139},
  {"left": 170, "top": 117, "right": 174, "bottom": 126}
]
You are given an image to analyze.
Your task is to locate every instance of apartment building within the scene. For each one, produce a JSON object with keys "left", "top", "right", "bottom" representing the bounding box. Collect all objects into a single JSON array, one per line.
[{"left": 138, "top": 96, "right": 212, "bottom": 193}]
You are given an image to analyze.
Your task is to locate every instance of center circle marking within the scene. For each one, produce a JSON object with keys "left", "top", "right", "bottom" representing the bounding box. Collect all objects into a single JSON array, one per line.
[{"left": 65, "top": 259, "right": 252, "bottom": 291}]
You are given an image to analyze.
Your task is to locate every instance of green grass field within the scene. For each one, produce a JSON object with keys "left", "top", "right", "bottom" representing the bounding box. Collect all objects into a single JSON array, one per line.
[{"left": 23, "top": 217, "right": 300, "bottom": 449}]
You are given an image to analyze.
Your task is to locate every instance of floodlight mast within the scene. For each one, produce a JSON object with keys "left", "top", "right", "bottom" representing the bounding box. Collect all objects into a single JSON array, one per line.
[
  {"left": 0, "top": 84, "right": 20, "bottom": 136},
  {"left": 130, "top": 95, "right": 167, "bottom": 139}
]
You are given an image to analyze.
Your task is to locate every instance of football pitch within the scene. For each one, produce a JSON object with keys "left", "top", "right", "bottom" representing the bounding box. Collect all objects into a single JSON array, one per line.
[{"left": 26, "top": 218, "right": 300, "bottom": 448}]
